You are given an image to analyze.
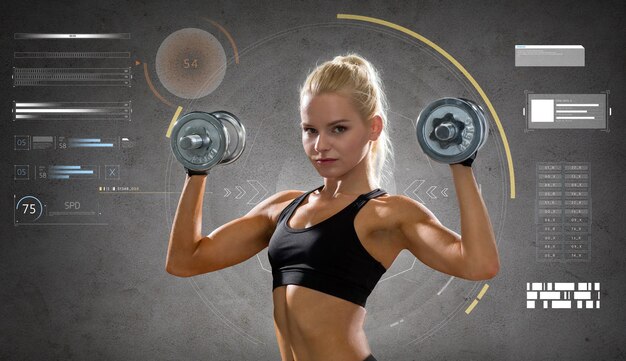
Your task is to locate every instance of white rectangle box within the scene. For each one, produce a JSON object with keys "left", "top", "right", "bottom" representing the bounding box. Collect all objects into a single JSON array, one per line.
[
  {"left": 578, "top": 283, "right": 587, "bottom": 291},
  {"left": 586, "top": 301, "right": 594, "bottom": 308},
  {"left": 574, "top": 292, "right": 591, "bottom": 299},
  {"left": 531, "top": 99, "right": 554, "bottom": 122},
  {"left": 555, "top": 283, "right": 575, "bottom": 291},
  {"left": 540, "top": 292, "right": 561, "bottom": 299},
  {"left": 552, "top": 301, "right": 572, "bottom": 309},
  {"left": 527, "top": 292, "right": 538, "bottom": 299},
  {"left": 532, "top": 283, "right": 543, "bottom": 291},
  {"left": 594, "top": 283, "right": 600, "bottom": 290},
  {"left": 527, "top": 301, "right": 536, "bottom": 309},
  {"left": 577, "top": 301, "right": 583, "bottom": 308}
]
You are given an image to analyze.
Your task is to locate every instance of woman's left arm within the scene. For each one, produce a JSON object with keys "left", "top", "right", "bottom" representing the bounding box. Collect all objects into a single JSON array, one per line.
[{"left": 394, "top": 164, "right": 500, "bottom": 280}]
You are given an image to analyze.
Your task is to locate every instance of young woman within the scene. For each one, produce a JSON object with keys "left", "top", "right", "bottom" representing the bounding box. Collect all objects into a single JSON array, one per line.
[{"left": 166, "top": 54, "right": 500, "bottom": 361}]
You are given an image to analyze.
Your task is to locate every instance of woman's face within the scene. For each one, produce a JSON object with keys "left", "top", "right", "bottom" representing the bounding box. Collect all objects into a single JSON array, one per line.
[{"left": 300, "top": 92, "right": 379, "bottom": 179}]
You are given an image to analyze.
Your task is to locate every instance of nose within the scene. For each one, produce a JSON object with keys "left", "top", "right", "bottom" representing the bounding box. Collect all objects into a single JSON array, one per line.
[{"left": 314, "top": 132, "right": 330, "bottom": 152}]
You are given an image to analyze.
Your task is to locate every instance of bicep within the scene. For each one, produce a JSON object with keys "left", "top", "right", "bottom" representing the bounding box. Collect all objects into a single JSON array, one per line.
[
  {"left": 396, "top": 197, "right": 467, "bottom": 278},
  {"left": 186, "top": 191, "right": 298, "bottom": 275},
  {"left": 189, "top": 213, "right": 272, "bottom": 274}
]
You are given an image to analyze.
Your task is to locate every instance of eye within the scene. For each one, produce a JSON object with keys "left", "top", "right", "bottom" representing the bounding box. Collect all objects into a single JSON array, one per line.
[
  {"left": 303, "top": 127, "right": 317, "bottom": 134},
  {"left": 333, "top": 126, "right": 347, "bottom": 133}
]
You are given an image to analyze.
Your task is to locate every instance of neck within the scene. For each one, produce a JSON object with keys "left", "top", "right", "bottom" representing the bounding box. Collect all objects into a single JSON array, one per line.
[{"left": 317, "top": 157, "right": 378, "bottom": 198}]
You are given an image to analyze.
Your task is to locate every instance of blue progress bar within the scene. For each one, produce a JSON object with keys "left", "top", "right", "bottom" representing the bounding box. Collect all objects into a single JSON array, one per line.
[
  {"left": 50, "top": 165, "right": 81, "bottom": 169},
  {"left": 68, "top": 138, "right": 101, "bottom": 142},
  {"left": 69, "top": 143, "right": 114, "bottom": 147},
  {"left": 49, "top": 175, "right": 70, "bottom": 179},
  {"left": 50, "top": 170, "right": 94, "bottom": 174}
]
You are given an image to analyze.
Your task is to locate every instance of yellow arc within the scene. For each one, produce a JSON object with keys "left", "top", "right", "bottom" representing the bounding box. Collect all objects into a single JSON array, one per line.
[
  {"left": 337, "top": 14, "right": 515, "bottom": 199},
  {"left": 166, "top": 106, "right": 184, "bottom": 138}
]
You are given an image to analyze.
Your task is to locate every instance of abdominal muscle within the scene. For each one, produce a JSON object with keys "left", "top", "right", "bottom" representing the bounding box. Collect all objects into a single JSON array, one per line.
[{"left": 272, "top": 284, "right": 372, "bottom": 361}]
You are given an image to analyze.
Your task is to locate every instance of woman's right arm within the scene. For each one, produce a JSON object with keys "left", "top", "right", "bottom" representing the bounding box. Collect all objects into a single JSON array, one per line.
[{"left": 166, "top": 174, "right": 299, "bottom": 277}]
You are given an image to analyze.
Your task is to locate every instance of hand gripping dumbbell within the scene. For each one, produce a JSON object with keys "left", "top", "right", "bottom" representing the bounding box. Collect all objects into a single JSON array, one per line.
[
  {"left": 416, "top": 98, "right": 489, "bottom": 167},
  {"left": 170, "top": 111, "right": 246, "bottom": 175}
]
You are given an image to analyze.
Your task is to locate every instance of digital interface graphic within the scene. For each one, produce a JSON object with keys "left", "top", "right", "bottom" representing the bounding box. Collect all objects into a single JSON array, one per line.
[
  {"left": 1, "top": 1, "right": 624, "bottom": 360},
  {"left": 526, "top": 93, "right": 609, "bottom": 130},
  {"left": 526, "top": 282, "right": 601, "bottom": 309},
  {"left": 515, "top": 45, "right": 585, "bottom": 67},
  {"left": 535, "top": 162, "right": 591, "bottom": 262}
]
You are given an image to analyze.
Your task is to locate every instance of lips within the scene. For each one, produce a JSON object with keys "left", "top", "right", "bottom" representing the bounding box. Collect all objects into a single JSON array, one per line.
[{"left": 315, "top": 158, "right": 337, "bottom": 163}]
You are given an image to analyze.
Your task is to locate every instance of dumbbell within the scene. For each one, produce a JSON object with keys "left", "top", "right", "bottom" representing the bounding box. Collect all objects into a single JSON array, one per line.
[
  {"left": 416, "top": 97, "right": 488, "bottom": 165},
  {"left": 170, "top": 111, "right": 246, "bottom": 174}
]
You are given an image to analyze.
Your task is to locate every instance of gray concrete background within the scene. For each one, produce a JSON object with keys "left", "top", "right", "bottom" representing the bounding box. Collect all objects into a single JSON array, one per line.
[{"left": 1, "top": 0, "right": 625, "bottom": 360}]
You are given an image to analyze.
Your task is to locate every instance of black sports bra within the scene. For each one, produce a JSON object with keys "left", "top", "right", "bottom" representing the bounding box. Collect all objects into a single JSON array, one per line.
[{"left": 267, "top": 185, "right": 388, "bottom": 307}]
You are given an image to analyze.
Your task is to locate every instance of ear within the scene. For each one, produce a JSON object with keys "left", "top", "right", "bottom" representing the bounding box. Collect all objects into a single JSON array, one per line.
[{"left": 369, "top": 115, "right": 383, "bottom": 141}]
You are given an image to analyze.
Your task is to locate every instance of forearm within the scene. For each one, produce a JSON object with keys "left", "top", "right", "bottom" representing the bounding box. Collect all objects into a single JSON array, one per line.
[
  {"left": 166, "top": 175, "right": 207, "bottom": 272},
  {"left": 450, "top": 164, "right": 500, "bottom": 278}
]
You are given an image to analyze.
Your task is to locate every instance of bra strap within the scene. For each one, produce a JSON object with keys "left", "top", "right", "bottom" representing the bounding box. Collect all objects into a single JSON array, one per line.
[
  {"left": 277, "top": 186, "right": 321, "bottom": 224},
  {"left": 354, "top": 188, "right": 387, "bottom": 210}
]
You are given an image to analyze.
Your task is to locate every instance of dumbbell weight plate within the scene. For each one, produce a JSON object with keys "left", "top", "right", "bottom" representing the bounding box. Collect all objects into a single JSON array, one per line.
[
  {"left": 416, "top": 97, "right": 488, "bottom": 164},
  {"left": 211, "top": 111, "right": 246, "bottom": 165},
  {"left": 170, "top": 111, "right": 228, "bottom": 172},
  {"left": 459, "top": 98, "right": 489, "bottom": 151}
]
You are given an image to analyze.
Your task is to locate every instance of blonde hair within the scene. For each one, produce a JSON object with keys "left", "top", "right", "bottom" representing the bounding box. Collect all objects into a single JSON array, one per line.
[{"left": 299, "top": 54, "right": 394, "bottom": 188}]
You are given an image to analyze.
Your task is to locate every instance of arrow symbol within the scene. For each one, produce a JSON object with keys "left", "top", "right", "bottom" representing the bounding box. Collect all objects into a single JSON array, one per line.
[
  {"left": 223, "top": 188, "right": 231, "bottom": 197},
  {"left": 403, "top": 179, "right": 425, "bottom": 203},
  {"left": 426, "top": 186, "right": 437, "bottom": 199},
  {"left": 441, "top": 188, "right": 448, "bottom": 197},
  {"left": 247, "top": 180, "right": 269, "bottom": 205},
  {"left": 235, "top": 186, "right": 246, "bottom": 199}
]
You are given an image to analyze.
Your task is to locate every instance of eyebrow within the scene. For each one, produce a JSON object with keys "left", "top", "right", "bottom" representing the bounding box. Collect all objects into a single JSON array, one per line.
[{"left": 300, "top": 119, "right": 350, "bottom": 127}]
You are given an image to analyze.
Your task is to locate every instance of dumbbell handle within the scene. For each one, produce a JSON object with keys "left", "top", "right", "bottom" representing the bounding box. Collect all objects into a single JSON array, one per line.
[
  {"left": 179, "top": 134, "right": 211, "bottom": 150},
  {"left": 434, "top": 122, "right": 457, "bottom": 141}
]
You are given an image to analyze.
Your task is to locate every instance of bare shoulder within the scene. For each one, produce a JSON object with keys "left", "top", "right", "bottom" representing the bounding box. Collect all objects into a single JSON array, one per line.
[
  {"left": 359, "top": 194, "right": 442, "bottom": 260},
  {"left": 246, "top": 189, "right": 305, "bottom": 225},
  {"left": 367, "top": 194, "right": 436, "bottom": 227}
]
